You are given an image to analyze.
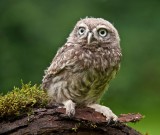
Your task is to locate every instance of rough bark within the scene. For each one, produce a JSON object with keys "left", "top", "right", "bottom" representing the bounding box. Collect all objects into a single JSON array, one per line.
[{"left": 0, "top": 106, "right": 143, "bottom": 135}]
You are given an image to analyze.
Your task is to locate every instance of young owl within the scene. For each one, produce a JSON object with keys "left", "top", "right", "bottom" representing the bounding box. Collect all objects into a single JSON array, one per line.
[{"left": 42, "top": 17, "right": 122, "bottom": 121}]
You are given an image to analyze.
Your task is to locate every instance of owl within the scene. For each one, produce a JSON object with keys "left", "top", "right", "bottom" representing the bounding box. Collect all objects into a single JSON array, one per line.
[{"left": 42, "top": 17, "right": 122, "bottom": 121}]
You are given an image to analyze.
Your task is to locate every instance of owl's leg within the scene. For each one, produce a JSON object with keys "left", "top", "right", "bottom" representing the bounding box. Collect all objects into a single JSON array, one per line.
[
  {"left": 87, "top": 104, "right": 118, "bottom": 121},
  {"left": 63, "top": 100, "right": 76, "bottom": 117}
]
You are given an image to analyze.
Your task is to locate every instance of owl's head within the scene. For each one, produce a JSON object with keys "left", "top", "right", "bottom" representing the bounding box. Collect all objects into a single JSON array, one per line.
[{"left": 67, "top": 17, "right": 120, "bottom": 47}]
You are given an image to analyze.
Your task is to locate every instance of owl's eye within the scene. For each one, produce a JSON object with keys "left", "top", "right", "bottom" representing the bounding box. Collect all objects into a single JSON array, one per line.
[
  {"left": 98, "top": 28, "right": 108, "bottom": 37},
  {"left": 78, "top": 27, "right": 86, "bottom": 35}
]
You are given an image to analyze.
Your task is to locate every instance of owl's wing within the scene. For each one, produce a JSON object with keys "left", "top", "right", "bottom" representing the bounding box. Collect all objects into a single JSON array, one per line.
[
  {"left": 48, "top": 44, "right": 79, "bottom": 74},
  {"left": 42, "top": 43, "right": 79, "bottom": 89}
]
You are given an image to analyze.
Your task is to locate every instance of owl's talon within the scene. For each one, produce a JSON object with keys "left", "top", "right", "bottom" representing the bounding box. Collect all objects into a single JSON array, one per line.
[
  {"left": 66, "top": 108, "right": 75, "bottom": 117},
  {"left": 112, "top": 115, "right": 118, "bottom": 122},
  {"left": 63, "top": 100, "right": 75, "bottom": 117},
  {"left": 87, "top": 104, "right": 118, "bottom": 122}
]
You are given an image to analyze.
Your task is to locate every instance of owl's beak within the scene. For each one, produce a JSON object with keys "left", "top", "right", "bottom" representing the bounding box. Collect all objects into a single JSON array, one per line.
[{"left": 87, "top": 32, "right": 93, "bottom": 44}]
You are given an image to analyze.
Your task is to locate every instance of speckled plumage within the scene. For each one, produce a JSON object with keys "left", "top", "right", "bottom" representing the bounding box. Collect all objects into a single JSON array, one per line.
[{"left": 42, "top": 18, "right": 122, "bottom": 121}]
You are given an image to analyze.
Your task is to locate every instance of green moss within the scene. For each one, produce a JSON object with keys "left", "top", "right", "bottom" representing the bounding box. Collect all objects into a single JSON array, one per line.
[{"left": 0, "top": 82, "right": 48, "bottom": 119}]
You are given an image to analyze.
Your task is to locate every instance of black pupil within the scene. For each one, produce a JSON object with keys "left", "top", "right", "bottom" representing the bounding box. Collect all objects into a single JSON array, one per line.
[
  {"left": 100, "top": 30, "right": 105, "bottom": 35},
  {"left": 80, "top": 29, "right": 84, "bottom": 33}
]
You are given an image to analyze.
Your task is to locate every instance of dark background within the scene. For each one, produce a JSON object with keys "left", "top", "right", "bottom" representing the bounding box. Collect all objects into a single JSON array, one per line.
[{"left": 0, "top": 0, "right": 159, "bottom": 134}]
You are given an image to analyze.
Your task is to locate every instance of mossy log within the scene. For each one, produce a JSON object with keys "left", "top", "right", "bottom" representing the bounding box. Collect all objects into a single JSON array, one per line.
[{"left": 0, "top": 106, "right": 143, "bottom": 135}]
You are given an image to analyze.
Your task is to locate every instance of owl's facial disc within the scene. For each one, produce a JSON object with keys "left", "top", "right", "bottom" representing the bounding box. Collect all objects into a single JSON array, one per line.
[{"left": 75, "top": 22, "right": 113, "bottom": 45}]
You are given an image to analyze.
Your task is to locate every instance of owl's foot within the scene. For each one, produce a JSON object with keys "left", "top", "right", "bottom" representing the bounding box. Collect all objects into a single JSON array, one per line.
[
  {"left": 63, "top": 100, "right": 75, "bottom": 117},
  {"left": 87, "top": 104, "right": 118, "bottom": 122}
]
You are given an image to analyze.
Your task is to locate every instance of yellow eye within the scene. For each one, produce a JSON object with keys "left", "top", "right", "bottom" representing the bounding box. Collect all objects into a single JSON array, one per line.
[
  {"left": 78, "top": 27, "right": 86, "bottom": 35},
  {"left": 98, "top": 28, "right": 108, "bottom": 37}
]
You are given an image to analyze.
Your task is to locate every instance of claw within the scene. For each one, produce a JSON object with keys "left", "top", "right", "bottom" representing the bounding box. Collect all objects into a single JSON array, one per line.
[
  {"left": 87, "top": 104, "right": 117, "bottom": 122},
  {"left": 63, "top": 100, "right": 75, "bottom": 117}
]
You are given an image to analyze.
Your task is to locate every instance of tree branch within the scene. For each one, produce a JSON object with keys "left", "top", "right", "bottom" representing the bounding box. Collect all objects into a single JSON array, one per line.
[{"left": 0, "top": 106, "right": 143, "bottom": 135}]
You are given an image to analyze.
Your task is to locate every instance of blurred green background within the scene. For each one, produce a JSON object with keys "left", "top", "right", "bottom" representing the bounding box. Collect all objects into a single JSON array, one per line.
[{"left": 0, "top": 0, "right": 160, "bottom": 134}]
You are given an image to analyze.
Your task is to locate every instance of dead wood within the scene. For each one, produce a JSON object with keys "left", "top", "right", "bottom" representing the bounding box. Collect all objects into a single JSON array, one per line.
[{"left": 0, "top": 106, "right": 143, "bottom": 135}]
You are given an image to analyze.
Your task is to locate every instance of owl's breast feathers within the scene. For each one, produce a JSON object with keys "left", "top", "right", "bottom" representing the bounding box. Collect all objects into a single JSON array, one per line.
[
  {"left": 42, "top": 42, "right": 121, "bottom": 102},
  {"left": 46, "top": 42, "right": 121, "bottom": 74}
]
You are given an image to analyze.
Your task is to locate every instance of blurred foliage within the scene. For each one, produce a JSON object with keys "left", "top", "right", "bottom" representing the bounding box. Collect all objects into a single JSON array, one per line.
[
  {"left": 0, "top": 82, "right": 48, "bottom": 119},
  {"left": 0, "top": 0, "right": 160, "bottom": 134}
]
